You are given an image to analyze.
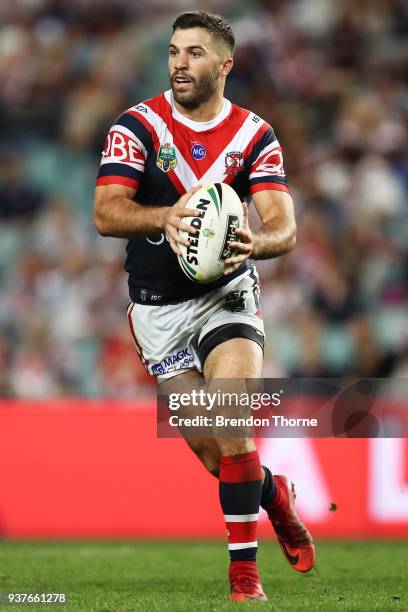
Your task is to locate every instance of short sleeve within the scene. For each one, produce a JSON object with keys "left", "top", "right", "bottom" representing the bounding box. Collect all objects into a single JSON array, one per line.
[
  {"left": 248, "top": 126, "right": 289, "bottom": 195},
  {"left": 96, "top": 111, "right": 151, "bottom": 190}
]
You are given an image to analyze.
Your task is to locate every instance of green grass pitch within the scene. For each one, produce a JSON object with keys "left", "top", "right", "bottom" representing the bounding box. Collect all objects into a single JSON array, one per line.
[{"left": 0, "top": 540, "right": 406, "bottom": 611}]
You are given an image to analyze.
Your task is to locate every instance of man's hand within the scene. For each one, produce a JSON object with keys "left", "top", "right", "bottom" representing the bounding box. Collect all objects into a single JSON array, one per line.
[
  {"left": 224, "top": 202, "right": 254, "bottom": 275},
  {"left": 162, "top": 186, "right": 201, "bottom": 255}
]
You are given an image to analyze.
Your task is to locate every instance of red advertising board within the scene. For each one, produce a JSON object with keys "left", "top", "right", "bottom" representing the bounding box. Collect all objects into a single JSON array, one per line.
[{"left": 0, "top": 400, "right": 407, "bottom": 538}]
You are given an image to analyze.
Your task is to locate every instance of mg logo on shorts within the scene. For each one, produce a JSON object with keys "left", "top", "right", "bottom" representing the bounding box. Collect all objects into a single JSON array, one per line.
[{"left": 152, "top": 348, "right": 193, "bottom": 375}]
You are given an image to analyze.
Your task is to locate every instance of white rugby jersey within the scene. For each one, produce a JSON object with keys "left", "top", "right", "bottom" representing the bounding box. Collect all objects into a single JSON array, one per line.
[{"left": 97, "top": 90, "right": 289, "bottom": 304}]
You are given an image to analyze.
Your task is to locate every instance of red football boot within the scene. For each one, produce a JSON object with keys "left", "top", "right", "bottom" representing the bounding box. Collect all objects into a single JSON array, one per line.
[
  {"left": 229, "top": 561, "right": 267, "bottom": 602},
  {"left": 265, "top": 475, "right": 315, "bottom": 573}
]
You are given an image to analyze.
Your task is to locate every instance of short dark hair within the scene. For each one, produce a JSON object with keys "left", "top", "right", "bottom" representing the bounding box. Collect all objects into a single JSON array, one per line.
[{"left": 172, "top": 11, "right": 235, "bottom": 54}]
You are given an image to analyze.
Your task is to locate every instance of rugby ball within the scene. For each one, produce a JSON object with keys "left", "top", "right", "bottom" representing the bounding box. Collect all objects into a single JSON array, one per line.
[{"left": 178, "top": 183, "right": 244, "bottom": 283}]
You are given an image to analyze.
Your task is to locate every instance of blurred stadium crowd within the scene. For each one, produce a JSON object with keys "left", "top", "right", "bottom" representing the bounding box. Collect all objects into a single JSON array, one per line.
[{"left": 0, "top": 0, "right": 407, "bottom": 397}]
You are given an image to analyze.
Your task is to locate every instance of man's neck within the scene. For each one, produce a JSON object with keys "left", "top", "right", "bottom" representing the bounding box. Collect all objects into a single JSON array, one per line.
[{"left": 173, "top": 91, "right": 225, "bottom": 122}]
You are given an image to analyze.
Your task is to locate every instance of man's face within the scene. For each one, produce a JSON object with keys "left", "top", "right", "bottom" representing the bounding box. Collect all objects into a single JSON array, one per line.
[{"left": 169, "top": 27, "right": 229, "bottom": 110}]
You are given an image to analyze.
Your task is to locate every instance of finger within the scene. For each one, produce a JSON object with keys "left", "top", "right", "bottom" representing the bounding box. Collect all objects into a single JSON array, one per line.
[
  {"left": 169, "top": 236, "right": 182, "bottom": 256},
  {"left": 225, "top": 247, "right": 249, "bottom": 262},
  {"left": 178, "top": 185, "right": 202, "bottom": 206},
  {"left": 233, "top": 228, "right": 252, "bottom": 242},
  {"left": 178, "top": 221, "right": 197, "bottom": 234},
  {"left": 242, "top": 201, "right": 249, "bottom": 228},
  {"left": 168, "top": 227, "right": 190, "bottom": 247},
  {"left": 189, "top": 184, "right": 202, "bottom": 195},
  {"left": 168, "top": 215, "right": 197, "bottom": 233},
  {"left": 228, "top": 240, "right": 252, "bottom": 253},
  {"left": 176, "top": 235, "right": 191, "bottom": 247},
  {"left": 224, "top": 263, "right": 240, "bottom": 275},
  {"left": 224, "top": 254, "right": 247, "bottom": 266},
  {"left": 177, "top": 208, "right": 200, "bottom": 218},
  {"left": 184, "top": 184, "right": 201, "bottom": 195}
]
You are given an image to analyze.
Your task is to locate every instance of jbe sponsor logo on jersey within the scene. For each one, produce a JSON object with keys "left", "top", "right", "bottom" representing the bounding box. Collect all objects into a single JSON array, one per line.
[
  {"left": 151, "top": 348, "right": 193, "bottom": 375},
  {"left": 102, "top": 131, "right": 142, "bottom": 163}
]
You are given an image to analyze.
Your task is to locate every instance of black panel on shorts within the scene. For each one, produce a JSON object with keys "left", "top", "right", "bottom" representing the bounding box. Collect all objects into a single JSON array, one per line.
[{"left": 198, "top": 323, "right": 264, "bottom": 368}]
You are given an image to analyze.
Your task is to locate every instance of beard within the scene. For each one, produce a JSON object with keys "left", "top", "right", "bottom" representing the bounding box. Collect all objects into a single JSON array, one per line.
[{"left": 170, "top": 66, "right": 219, "bottom": 110}]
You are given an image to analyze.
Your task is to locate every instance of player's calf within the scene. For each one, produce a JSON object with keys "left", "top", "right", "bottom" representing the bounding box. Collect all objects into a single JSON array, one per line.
[
  {"left": 218, "top": 445, "right": 267, "bottom": 602},
  {"left": 184, "top": 437, "right": 220, "bottom": 477}
]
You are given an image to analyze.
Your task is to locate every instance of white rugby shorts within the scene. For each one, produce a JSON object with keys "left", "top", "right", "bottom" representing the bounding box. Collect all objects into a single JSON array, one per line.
[{"left": 127, "top": 266, "right": 265, "bottom": 382}]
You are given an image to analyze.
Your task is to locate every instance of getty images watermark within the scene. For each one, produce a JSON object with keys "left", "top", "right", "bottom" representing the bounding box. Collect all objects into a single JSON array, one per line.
[
  {"left": 166, "top": 389, "right": 317, "bottom": 429},
  {"left": 157, "top": 378, "right": 408, "bottom": 438}
]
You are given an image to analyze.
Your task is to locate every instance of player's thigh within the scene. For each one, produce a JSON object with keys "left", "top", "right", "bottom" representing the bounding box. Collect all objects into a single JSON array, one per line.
[
  {"left": 127, "top": 300, "right": 198, "bottom": 379},
  {"left": 159, "top": 368, "right": 204, "bottom": 395},
  {"left": 203, "top": 338, "right": 262, "bottom": 456},
  {"left": 197, "top": 265, "right": 264, "bottom": 379},
  {"left": 203, "top": 337, "right": 263, "bottom": 379}
]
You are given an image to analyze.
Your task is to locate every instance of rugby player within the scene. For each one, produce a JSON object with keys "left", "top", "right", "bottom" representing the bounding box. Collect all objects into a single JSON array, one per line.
[{"left": 93, "top": 11, "right": 314, "bottom": 602}]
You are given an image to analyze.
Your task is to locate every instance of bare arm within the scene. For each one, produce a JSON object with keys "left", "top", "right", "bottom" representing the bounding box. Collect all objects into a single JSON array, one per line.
[
  {"left": 94, "top": 184, "right": 162, "bottom": 237},
  {"left": 251, "top": 190, "right": 296, "bottom": 259},
  {"left": 93, "top": 184, "right": 200, "bottom": 253},
  {"left": 224, "top": 190, "right": 296, "bottom": 274}
]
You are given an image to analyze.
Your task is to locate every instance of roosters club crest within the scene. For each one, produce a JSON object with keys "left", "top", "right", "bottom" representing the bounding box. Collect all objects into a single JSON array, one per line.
[
  {"left": 157, "top": 143, "right": 177, "bottom": 173},
  {"left": 225, "top": 151, "right": 244, "bottom": 175}
]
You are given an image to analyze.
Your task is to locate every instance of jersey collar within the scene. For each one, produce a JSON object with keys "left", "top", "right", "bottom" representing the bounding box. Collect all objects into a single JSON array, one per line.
[{"left": 164, "top": 90, "right": 231, "bottom": 132}]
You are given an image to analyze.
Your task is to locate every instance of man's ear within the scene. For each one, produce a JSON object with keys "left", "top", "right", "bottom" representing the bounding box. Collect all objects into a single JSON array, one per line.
[{"left": 221, "top": 57, "right": 233, "bottom": 77}]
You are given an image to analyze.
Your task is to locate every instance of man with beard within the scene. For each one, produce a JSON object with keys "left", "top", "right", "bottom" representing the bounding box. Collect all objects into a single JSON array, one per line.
[{"left": 93, "top": 11, "right": 314, "bottom": 602}]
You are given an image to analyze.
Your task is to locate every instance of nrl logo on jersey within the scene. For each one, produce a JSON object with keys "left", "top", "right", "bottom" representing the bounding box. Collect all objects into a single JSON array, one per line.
[
  {"left": 225, "top": 151, "right": 244, "bottom": 175},
  {"left": 157, "top": 143, "right": 177, "bottom": 173}
]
